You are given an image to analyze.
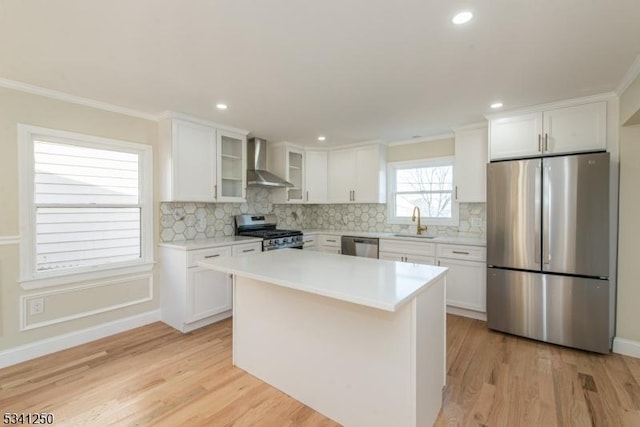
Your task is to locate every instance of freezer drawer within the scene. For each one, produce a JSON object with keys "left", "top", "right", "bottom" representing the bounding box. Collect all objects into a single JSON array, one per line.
[{"left": 487, "top": 268, "right": 610, "bottom": 353}]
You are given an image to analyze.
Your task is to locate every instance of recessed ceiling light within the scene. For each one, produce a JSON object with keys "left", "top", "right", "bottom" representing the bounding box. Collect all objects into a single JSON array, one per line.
[
  {"left": 317, "top": 136, "right": 326, "bottom": 142},
  {"left": 490, "top": 102, "right": 504, "bottom": 109},
  {"left": 216, "top": 103, "right": 228, "bottom": 110},
  {"left": 452, "top": 11, "right": 473, "bottom": 25}
]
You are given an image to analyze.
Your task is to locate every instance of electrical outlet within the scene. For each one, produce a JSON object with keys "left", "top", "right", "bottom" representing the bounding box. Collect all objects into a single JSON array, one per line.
[{"left": 29, "top": 298, "right": 44, "bottom": 315}]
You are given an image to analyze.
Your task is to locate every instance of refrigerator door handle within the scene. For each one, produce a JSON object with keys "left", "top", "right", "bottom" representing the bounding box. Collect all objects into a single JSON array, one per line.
[
  {"left": 534, "top": 163, "right": 542, "bottom": 266},
  {"left": 542, "top": 162, "right": 551, "bottom": 264}
]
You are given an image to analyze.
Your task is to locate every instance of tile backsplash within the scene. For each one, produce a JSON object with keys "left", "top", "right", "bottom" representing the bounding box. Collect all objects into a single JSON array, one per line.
[{"left": 159, "top": 188, "right": 485, "bottom": 242}]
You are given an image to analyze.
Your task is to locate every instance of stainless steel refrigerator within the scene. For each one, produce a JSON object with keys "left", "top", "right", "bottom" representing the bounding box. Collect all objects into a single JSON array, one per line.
[{"left": 486, "top": 151, "right": 611, "bottom": 353}]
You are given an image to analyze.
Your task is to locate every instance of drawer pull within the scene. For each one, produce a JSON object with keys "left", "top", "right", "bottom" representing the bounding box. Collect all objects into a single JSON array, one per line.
[
  {"left": 242, "top": 249, "right": 255, "bottom": 253},
  {"left": 452, "top": 251, "right": 470, "bottom": 255},
  {"left": 326, "top": 239, "right": 336, "bottom": 242},
  {"left": 204, "top": 254, "right": 221, "bottom": 259}
]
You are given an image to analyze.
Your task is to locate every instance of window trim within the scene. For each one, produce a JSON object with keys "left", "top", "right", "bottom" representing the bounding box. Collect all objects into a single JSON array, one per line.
[
  {"left": 386, "top": 156, "right": 459, "bottom": 226},
  {"left": 18, "top": 124, "right": 154, "bottom": 288}
]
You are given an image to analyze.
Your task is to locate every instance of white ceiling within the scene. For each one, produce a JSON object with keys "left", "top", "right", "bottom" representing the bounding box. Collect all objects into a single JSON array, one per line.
[{"left": 1, "top": 1, "right": 639, "bottom": 146}]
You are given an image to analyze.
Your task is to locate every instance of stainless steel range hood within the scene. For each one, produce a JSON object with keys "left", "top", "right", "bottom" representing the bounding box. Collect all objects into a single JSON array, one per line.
[{"left": 247, "top": 138, "right": 293, "bottom": 187}]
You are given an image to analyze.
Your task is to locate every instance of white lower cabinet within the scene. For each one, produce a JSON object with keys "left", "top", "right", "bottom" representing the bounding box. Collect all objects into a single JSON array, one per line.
[
  {"left": 187, "top": 267, "right": 232, "bottom": 323},
  {"left": 380, "top": 239, "right": 487, "bottom": 315},
  {"left": 319, "top": 235, "right": 341, "bottom": 254},
  {"left": 160, "top": 241, "right": 261, "bottom": 332},
  {"left": 302, "top": 234, "right": 319, "bottom": 251},
  {"left": 436, "top": 244, "right": 486, "bottom": 313},
  {"left": 379, "top": 239, "right": 436, "bottom": 265}
]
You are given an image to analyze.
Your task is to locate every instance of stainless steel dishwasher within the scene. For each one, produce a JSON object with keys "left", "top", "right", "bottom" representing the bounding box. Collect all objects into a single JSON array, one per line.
[{"left": 341, "top": 236, "right": 379, "bottom": 258}]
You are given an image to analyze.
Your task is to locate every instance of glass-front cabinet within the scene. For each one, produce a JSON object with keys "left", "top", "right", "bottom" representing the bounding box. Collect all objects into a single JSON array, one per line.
[
  {"left": 216, "top": 130, "right": 247, "bottom": 202},
  {"left": 287, "top": 149, "right": 304, "bottom": 202}
]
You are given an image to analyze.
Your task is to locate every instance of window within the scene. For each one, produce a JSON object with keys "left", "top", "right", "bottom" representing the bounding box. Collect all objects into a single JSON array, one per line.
[
  {"left": 387, "top": 157, "right": 458, "bottom": 226},
  {"left": 19, "top": 125, "right": 153, "bottom": 287}
]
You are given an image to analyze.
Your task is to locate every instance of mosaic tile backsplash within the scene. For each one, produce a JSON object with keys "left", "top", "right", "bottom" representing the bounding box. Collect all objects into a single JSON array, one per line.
[{"left": 159, "top": 188, "right": 485, "bottom": 242}]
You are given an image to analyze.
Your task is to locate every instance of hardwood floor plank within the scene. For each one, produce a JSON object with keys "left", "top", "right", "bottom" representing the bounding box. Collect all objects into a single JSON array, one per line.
[{"left": 1, "top": 315, "right": 639, "bottom": 426}]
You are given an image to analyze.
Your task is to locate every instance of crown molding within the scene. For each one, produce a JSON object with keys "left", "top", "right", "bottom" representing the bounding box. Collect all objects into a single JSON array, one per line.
[
  {"left": 616, "top": 54, "right": 640, "bottom": 96},
  {"left": 0, "top": 77, "right": 159, "bottom": 121},
  {"left": 387, "top": 133, "right": 454, "bottom": 147},
  {"left": 484, "top": 92, "right": 618, "bottom": 120},
  {"left": 451, "top": 121, "right": 488, "bottom": 132},
  {"left": 160, "top": 111, "right": 249, "bottom": 135}
]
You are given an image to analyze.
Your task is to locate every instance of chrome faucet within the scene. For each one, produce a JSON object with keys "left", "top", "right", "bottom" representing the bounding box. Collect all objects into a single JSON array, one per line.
[{"left": 412, "top": 206, "right": 428, "bottom": 235}]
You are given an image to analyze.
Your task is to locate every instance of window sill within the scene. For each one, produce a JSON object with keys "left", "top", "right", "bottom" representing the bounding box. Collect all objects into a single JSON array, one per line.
[{"left": 20, "top": 261, "right": 155, "bottom": 290}]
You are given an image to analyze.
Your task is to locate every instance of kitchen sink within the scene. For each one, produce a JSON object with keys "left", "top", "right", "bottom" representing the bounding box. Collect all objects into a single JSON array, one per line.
[{"left": 393, "top": 234, "right": 436, "bottom": 239}]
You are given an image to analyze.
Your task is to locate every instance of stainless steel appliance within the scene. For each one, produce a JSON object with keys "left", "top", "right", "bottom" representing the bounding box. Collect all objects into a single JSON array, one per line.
[
  {"left": 247, "top": 138, "right": 293, "bottom": 188},
  {"left": 486, "top": 151, "right": 611, "bottom": 353},
  {"left": 235, "top": 214, "right": 303, "bottom": 251},
  {"left": 341, "top": 236, "right": 379, "bottom": 258}
]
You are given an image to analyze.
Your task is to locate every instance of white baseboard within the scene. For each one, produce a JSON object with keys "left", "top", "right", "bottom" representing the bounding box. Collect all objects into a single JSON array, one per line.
[
  {"left": 446, "top": 306, "right": 487, "bottom": 321},
  {"left": 613, "top": 337, "right": 640, "bottom": 359},
  {"left": 0, "top": 310, "right": 161, "bottom": 369}
]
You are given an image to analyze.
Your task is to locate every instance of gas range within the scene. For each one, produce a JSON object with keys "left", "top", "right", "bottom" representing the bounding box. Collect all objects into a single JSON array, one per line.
[{"left": 235, "top": 214, "right": 303, "bottom": 251}]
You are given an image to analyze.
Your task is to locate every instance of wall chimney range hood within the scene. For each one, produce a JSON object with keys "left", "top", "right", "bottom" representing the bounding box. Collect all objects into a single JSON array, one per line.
[{"left": 247, "top": 138, "right": 293, "bottom": 187}]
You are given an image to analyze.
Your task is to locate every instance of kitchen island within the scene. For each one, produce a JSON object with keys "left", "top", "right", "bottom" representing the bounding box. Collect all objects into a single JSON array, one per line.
[{"left": 198, "top": 249, "right": 447, "bottom": 427}]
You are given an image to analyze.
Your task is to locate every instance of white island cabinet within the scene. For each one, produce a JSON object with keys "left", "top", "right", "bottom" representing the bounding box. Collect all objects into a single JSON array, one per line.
[{"left": 199, "top": 249, "right": 447, "bottom": 427}]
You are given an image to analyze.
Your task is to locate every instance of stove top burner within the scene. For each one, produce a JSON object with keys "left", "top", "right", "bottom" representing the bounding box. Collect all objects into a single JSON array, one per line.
[
  {"left": 234, "top": 214, "right": 303, "bottom": 251},
  {"left": 238, "top": 229, "right": 303, "bottom": 239}
]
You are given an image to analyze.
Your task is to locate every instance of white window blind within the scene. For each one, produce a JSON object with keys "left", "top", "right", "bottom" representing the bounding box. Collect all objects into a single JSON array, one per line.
[{"left": 33, "top": 140, "right": 142, "bottom": 272}]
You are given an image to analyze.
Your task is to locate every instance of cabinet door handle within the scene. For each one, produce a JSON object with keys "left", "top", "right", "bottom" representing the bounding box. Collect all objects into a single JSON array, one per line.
[
  {"left": 452, "top": 251, "right": 469, "bottom": 255},
  {"left": 306, "top": 191, "right": 309, "bottom": 202},
  {"left": 352, "top": 190, "right": 355, "bottom": 201},
  {"left": 437, "top": 260, "right": 441, "bottom": 266},
  {"left": 544, "top": 133, "right": 549, "bottom": 152},
  {"left": 242, "top": 249, "right": 255, "bottom": 253},
  {"left": 326, "top": 239, "right": 336, "bottom": 243},
  {"left": 455, "top": 186, "right": 458, "bottom": 201},
  {"left": 538, "top": 134, "right": 542, "bottom": 152},
  {"left": 204, "top": 254, "right": 220, "bottom": 259}
]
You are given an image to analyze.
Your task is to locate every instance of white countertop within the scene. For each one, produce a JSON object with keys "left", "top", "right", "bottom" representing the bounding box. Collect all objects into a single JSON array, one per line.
[
  {"left": 302, "top": 229, "right": 486, "bottom": 246},
  {"left": 198, "top": 249, "right": 447, "bottom": 312},
  {"left": 158, "top": 235, "right": 262, "bottom": 250}
]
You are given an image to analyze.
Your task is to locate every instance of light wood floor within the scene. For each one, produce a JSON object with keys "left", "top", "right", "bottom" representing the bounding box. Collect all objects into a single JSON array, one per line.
[{"left": 1, "top": 315, "right": 639, "bottom": 426}]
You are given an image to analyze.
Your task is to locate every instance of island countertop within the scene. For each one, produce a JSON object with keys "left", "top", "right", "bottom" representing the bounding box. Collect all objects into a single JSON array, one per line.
[{"left": 197, "top": 249, "right": 447, "bottom": 312}]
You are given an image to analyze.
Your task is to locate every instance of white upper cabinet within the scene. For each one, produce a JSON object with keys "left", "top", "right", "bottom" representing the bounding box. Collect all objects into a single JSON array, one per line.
[
  {"left": 489, "top": 101, "right": 607, "bottom": 160},
  {"left": 269, "top": 144, "right": 305, "bottom": 204},
  {"left": 454, "top": 125, "right": 488, "bottom": 203},
  {"left": 328, "top": 144, "right": 386, "bottom": 203},
  {"left": 328, "top": 148, "right": 357, "bottom": 203},
  {"left": 305, "top": 150, "right": 328, "bottom": 203},
  {"left": 489, "top": 113, "right": 542, "bottom": 160},
  {"left": 160, "top": 115, "right": 249, "bottom": 202},
  {"left": 542, "top": 102, "right": 607, "bottom": 155},
  {"left": 163, "top": 119, "right": 217, "bottom": 201},
  {"left": 217, "top": 130, "right": 247, "bottom": 202}
]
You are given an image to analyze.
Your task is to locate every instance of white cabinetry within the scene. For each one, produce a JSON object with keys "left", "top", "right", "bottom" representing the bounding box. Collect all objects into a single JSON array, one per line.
[
  {"left": 379, "top": 239, "right": 436, "bottom": 265},
  {"left": 159, "top": 240, "right": 261, "bottom": 332},
  {"left": 328, "top": 144, "right": 386, "bottom": 203},
  {"left": 160, "top": 116, "right": 248, "bottom": 202},
  {"left": 436, "top": 244, "right": 486, "bottom": 313},
  {"left": 269, "top": 144, "right": 305, "bottom": 203},
  {"left": 319, "top": 235, "right": 341, "bottom": 254},
  {"left": 305, "top": 150, "right": 328, "bottom": 203},
  {"left": 489, "top": 101, "right": 606, "bottom": 160},
  {"left": 302, "top": 234, "right": 319, "bottom": 250},
  {"left": 217, "top": 130, "right": 248, "bottom": 202},
  {"left": 454, "top": 125, "right": 488, "bottom": 203}
]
